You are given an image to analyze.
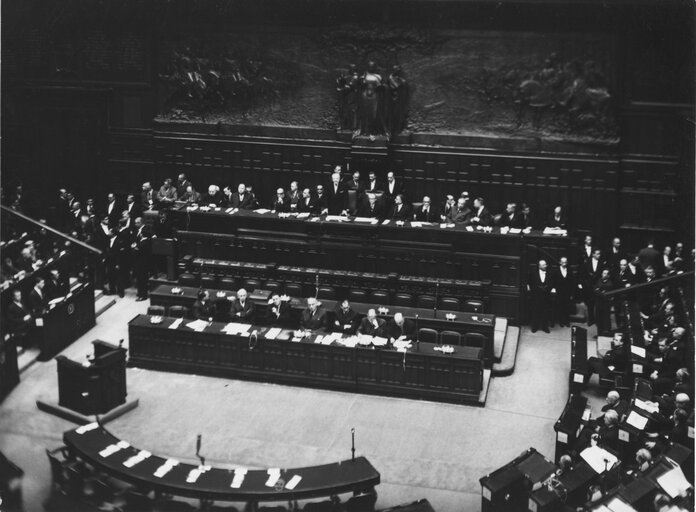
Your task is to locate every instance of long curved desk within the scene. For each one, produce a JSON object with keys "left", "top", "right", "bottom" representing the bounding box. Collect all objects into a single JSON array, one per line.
[{"left": 64, "top": 424, "right": 380, "bottom": 502}]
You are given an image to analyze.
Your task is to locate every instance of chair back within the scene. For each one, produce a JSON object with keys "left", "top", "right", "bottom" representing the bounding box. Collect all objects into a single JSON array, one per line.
[
  {"left": 440, "top": 330, "right": 462, "bottom": 345},
  {"left": 168, "top": 305, "right": 188, "bottom": 318},
  {"left": 439, "top": 296, "right": 461, "bottom": 311},
  {"left": 416, "top": 294, "right": 437, "bottom": 309},
  {"left": 463, "top": 332, "right": 486, "bottom": 348},
  {"left": 317, "top": 286, "right": 336, "bottom": 300},
  {"left": 178, "top": 273, "right": 197, "bottom": 287},
  {"left": 394, "top": 293, "right": 414, "bottom": 307},
  {"left": 147, "top": 305, "right": 166, "bottom": 316},
  {"left": 418, "top": 328, "right": 438, "bottom": 344},
  {"left": 348, "top": 289, "right": 368, "bottom": 303},
  {"left": 464, "top": 299, "right": 484, "bottom": 313}
]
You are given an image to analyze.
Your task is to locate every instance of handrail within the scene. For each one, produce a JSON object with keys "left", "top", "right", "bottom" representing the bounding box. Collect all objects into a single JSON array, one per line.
[
  {"left": 1, "top": 205, "right": 102, "bottom": 256},
  {"left": 602, "top": 270, "right": 694, "bottom": 299}
]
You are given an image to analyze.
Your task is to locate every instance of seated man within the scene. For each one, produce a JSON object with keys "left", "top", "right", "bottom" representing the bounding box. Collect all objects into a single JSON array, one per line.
[
  {"left": 333, "top": 299, "right": 358, "bottom": 334},
  {"left": 413, "top": 196, "right": 437, "bottom": 223},
  {"left": 650, "top": 336, "right": 686, "bottom": 395},
  {"left": 386, "top": 312, "right": 415, "bottom": 344},
  {"left": 270, "top": 188, "right": 290, "bottom": 213},
  {"left": 587, "top": 332, "right": 628, "bottom": 380},
  {"left": 202, "top": 185, "right": 224, "bottom": 207},
  {"left": 232, "top": 288, "right": 255, "bottom": 322},
  {"left": 265, "top": 293, "right": 291, "bottom": 327},
  {"left": 300, "top": 297, "right": 326, "bottom": 331},
  {"left": 180, "top": 185, "right": 202, "bottom": 205},
  {"left": 446, "top": 197, "right": 470, "bottom": 224},
  {"left": 356, "top": 193, "right": 385, "bottom": 219},
  {"left": 580, "top": 390, "right": 629, "bottom": 443},
  {"left": 388, "top": 194, "right": 411, "bottom": 221},
  {"left": 546, "top": 205, "right": 568, "bottom": 229},
  {"left": 468, "top": 197, "right": 492, "bottom": 227},
  {"left": 193, "top": 290, "right": 214, "bottom": 321},
  {"left": 576, "top": 409, "right": 620, "bottom": 453},
  {"left": 230, "top": 183, "right": 254, "bottom": 210},
  {"left": 357, "top": 308, "right": 385, "bottom": 336}
]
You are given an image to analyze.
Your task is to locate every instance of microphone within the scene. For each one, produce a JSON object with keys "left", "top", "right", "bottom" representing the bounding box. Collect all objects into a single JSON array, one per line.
[
  {"left": 196, "top": 434, "right": 202, "bottom": 455},
  {"left": 351, "top": 428, "right": 355, "bottom": 462},
  {"left": 415, "top": 314, "right": 420, "bottom": 352},
  {"left": 315, "top": 274, "right": 319, "bottom": 299},
  {"left": 434, "top": 281, "right": 439, "bottom": 318}
]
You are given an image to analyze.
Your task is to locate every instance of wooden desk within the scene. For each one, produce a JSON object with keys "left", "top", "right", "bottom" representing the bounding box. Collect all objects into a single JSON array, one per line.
[
  {"left": 64, "top": 424, "right": 380, "bottom": 502},
  {"left": 149, "top": 284, "right": 496, "bottom": 365},
  {"left": 128, "top": 314, "right": 484, "bottom": 404},
  {"left": 37, "top": 282, "right": 95, "bottom": 361}
]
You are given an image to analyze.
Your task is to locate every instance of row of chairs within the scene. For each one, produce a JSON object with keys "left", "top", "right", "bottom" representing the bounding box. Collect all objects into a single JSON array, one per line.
[
  {"left": 177, "top": 273, "right": 485, "bottom": 313},
  {"left": 47, "top": 445, "right": 377, "bottom": 512}
]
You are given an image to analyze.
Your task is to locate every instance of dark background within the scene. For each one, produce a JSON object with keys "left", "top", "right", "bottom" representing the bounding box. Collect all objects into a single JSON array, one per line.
[{"left": 2, "top": 0, "right": 694, "bottom": 248}]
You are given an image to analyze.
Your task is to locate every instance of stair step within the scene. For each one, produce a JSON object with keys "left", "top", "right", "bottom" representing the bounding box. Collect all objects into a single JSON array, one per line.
[
  {"left": 493, "top": 317, "right": 508, "bottom": 362},
  {"left": 17, "top": 347, "right": 40, "bottom": 374},
  {"left": 94, "top": 289, "right": 104, "bottom": 301},
  {"left": 95, "top": 295, "right": 116, "bottom": 317},
  {"left": 492, "top": 326, "right": 520, "bottom": 377}
]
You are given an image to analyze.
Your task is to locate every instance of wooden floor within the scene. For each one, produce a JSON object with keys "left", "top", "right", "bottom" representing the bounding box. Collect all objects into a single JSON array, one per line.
[{"left": 0, "top": 288, "right": 586, "bottom": 512}]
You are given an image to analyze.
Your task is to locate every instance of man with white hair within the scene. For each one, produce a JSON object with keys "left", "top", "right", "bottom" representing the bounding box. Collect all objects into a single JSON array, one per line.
[
  {"left": 203, "top": 184, "right": 224, "bottom": 206},
  {"left": 326, "top": 172, "right": 346, "bottom": 215},
  {"left": 231, "top": 183, "right": 253, "bottom": 210},
  {"left": 413, "top": 196, "right": 436, "bottom": 222},
  {"left": 386, "top": 312, "right": 415, "bottom": 344},
  {"left": 232, "top": 288, "right": 255, "bottom": 322},
  {"left": 358, "top": 308, "right": 384, "bottom": 336},
  {"left": 300, "top": 297, "right": 326, "bottom": 331}
]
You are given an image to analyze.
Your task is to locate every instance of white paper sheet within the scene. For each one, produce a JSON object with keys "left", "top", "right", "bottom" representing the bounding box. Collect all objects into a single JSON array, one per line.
[
  {"left": 626, "top": 411, "right": 648, "bottom": 430},
  {"left": 168, "top": 318, "right": 183, "bottom": 329},
  {"left": 657, "top": 465, "right": 693, "bottom": 498},
  {"left": 580, "top": 446, "right": 618, "bottom": 474},
  {"left": 606, "top": 497, "right": 637, "bottom": 512},
  {"left": 630, "top": 345, "right": 646, "bottom": 358},
  {"left": 285, "top": 474, "right": 302, "bottom": 490}
]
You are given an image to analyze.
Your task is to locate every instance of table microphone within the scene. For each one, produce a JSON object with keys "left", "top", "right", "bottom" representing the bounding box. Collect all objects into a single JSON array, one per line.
[{"left": 415, "top": 314, "right": 420, "bottom": 352}]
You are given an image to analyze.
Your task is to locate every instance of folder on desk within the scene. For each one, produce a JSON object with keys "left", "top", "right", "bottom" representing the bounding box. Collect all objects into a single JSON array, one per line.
[
  {"left": 626, "top": 410, "right": 648, "bottom": 430},
  {"left": 657, "top": 465, "right": 692, "bottom": 498},
  {"left": 265, "top": 328, "right": 281, "bottom": 340},
  {"left": 580, "top": 445, "right": 617, "bottom": 474}
]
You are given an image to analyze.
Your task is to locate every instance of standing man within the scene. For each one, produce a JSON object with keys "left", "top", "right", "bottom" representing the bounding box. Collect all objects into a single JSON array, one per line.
[
  {"left": 580, "top": 248, "right": 604, "bottom": 326},
  {"left": 552, "top": 256, "right": 575, "bottom": 328},
  {"left": 528, "top": 259, "right": 552, "bottom": 333},
  {"left": 27, "top": 277, "right": 48, "bottom": 317},
  {"left": 131, "top": 217, "right": 152, "bottom": 302},
  {"left": 326, "top": 173, "right": 346, "bottom": 215}
]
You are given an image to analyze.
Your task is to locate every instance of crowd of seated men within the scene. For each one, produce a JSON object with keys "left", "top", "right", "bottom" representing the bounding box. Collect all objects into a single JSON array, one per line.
[
  {"left": 187, "top": 288, "right": 419, "bottom": 347},
  {"left": 526, "top": 235, "right": 694, "bottom": 334}
]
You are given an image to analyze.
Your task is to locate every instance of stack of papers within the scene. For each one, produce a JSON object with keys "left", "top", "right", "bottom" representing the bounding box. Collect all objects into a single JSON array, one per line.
[
  {"left": 626, "top": 411, "right": 649, "bottom": 430},
  {"left": 630, "top": 345, "right": 647, "bottom": 358},
  {"left": 265, "top": 468, "right": 281, "bottom": 487},
  {"left": 265, "top": 328, "right": 281, "bottom": 340},
  {"left": 411, "top": 221, "right": 423, "bottom": 227},
  {"left": 657, "top": 465, "right": 693, "bottom": 498},
  {"left": 123, "top": 450, "right": 151, "bottom": 468},
  {"left": 154, "top": 459, "right": 179, "bottom": 478},
  {"left": 297, "top": 212, "right": 310, "bottom": 219},
  {"left": 186, "top": 319, "right": 210, "bottom": 332},
  {"left": 634, "top": 398, "right": 659, "bottom": 414},
  {"left": 76, "top": 422, "right": 99, "bottom": 435},
  {"left": 543, "top": 227, "right": 568, "bottom": 236},
  {"left": 339, "top": 337, "right": 359, "bottom": 348},
  {"left": 285, "top": 474, "right": 302, "bottom": 490},
  {"left": 580, "top": 445, "right": 618, "bottom": 473},
  {"left": 372, "top": 336, "right": 388, "bottom": 347},
  {"left": 99, "top": 441, "right": 130, "bottom": 458},
  {"left": 221, "top": 323, "right": 251, "bottom": 335},
  {"left": 230, "top": 468, "right": 247, "bottom": 488},
  {"left": 382, "top": 219, "right": 391, "bottom": 225},
  {"left": 605, "top": 498, "right": 637, "bottom": 512},
  {"left": 393, "top": 340, "right": 412, "bottom": 351},
  {"left": 353, "top": 217, "right": 375, "bottom": 223},
  {"left": 509, "top": 228, "right": 522, "bottom": 234},
  {"left": 325, "top": 215, "right": 346, "bottom": 222},
  {"left": 168, "top": 318, "right": 183, "bottom": 329}
]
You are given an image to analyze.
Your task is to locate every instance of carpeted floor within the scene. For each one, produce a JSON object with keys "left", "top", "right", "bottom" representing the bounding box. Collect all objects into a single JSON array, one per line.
[{"left": 0, "top": 290, "right": 605, "bottom": 512}]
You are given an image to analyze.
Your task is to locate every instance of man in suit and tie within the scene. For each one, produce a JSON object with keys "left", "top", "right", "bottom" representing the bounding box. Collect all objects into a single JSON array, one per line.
[
  {"left": 345, "top": 171, "right": 364, "bottom": 197},
  {"left": 440, "top": 195, "right": 455, "bottom": 221},
  {"left": 579, "top": 235, "right": 594, "bottom": 265},
  {"left": 141, "top": 182, "right": 155, "bottom": 212},
  {"left": 357, "top": 308, "right": 385, "bottom": 336},
  {"left": 6, "top": 289, "right": 33, "bottom": 346},
  {"left": 446, "top": 197, "right": 471, "bottom": 224},
  {"left": 287, "top": 181, "right": 301, "bottom": 210},
  {"left": 638, "top": 240, "right": 662, "bottom": 276},
  {"left": 528, "top": 259, "right": 552, "bottom": 333},
  {"left": 27, "top": 276, "right": 48, "bottom": 317},
  {"left": 131, "top": 217, "right": 152, "bottom": 301},
  {"left": 364, "top": 171, "right": 383, "bottom": 194},
  {"left": 546, "top": 206, "right": 567, "bottom": 230},
  {"left": 579, "top": 248, "right": 604, "bottom": 326},
  {"left": 232, "top": 288, "right": 255, "bottom": 322},
  {"left": 498, "top": 202, "right": 523, "bottom": 228},
  {"left": 193, "top": 290, "right": 214, "bottom": 321},
  {"left": 386, "top": 312, "right": 416, "bottom": 344},
  {"left": 333, "top": 299, "right": 359, "bottom": 334},
  {"left": 300, "top": 297, "right": 327, "bottom": 332},
  {"left": 413, "top": 196, "right": 437, "bottom": 222},
  {"left": 326, "top": 173, "right": 347, "bottom": 215},
  {"left": 125, "top": 194, "right": 141, "bottom": 220},
  {"left": 45, "top": 269, "right": 69, "bottom": 300},
  {"left": 389, "top": 194, "right": 411, "bottom": 221},
  {"left": 105, "top": 192, "right": 120, "bottom": 228},
  {"left": 357, "top": 193, "right": 385, "bottom": 220},
  {"left": 266, "top": 293, "right": 291, "bottom": 327},
  {"left": 468, "top": 197, "right": 493, "bottom": 227},
  {"left": 606, "top": 237, "right": 626, "bottom": 274},
  {"left": 297, "top": 188, "right": 314, "bottom": 213},
  {"left": 270, "top": 188, "right": 291, "bottom": 213},
  {"left": 156, "top": 178, "right": 178, "bottom": 208},
  {"left": 202, "top": 185, "right": 224, "bottom": 207},
  {"left": 384, "top": 171, "right": 405, "bottom": 209},
  {"left": 104, "top": 223, "right": 127, "bottom": 298},
  {"left": 551, "top": 256, "right": 574, "bottom": 327},
  {"left": 230, "top": 184, "right": 254, "bottom": 210},
  {"left": 312, "top": 185, "right": 329, "bottom": 215},
  {"left": 176, "top": 173, "right": 192, "bottom": 198}
]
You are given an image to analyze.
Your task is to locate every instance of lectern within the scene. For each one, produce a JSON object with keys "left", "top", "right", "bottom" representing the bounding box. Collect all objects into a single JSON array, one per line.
[{"left": 56, "top": 340, "right": 127, "bottom": 415}]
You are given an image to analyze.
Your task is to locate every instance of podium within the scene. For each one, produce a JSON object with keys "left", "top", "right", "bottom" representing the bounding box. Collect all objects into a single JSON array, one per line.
[{"left": 56, "top": 340, "right": 127, "bottom": 415}]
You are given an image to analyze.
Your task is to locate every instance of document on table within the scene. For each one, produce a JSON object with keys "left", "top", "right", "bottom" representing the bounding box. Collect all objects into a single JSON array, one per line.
[
  {"left": 285, "top": 474, "right": 302, "bottom": 490},
  {"left": 168, "top": 318, "right": 183, "bottom": 329},
  {"left": 153, "top": 459, "right": 179, "bottom": 478},
  {"left": 325, "top": 215, "right": 345, "bottom": 222},
  {"left": 630, "top": 345, "right": 646, "bottom": 358},
  {"left": 580, "top": 445, "right": 618, "bottom": 474},
  {"left": 186, "top": 319, "right": 209, "bottom": 332},
  {"left": 626, "top": 410, "right": 649, "bottom": 430},
  {"left": 230, "top": 468, "right": 247, "bottom": 488},
  {"left": 372, "top": 336, "right": 388, "bottom": 347},
  {"left": 353, "top": 217, "right": 375, "bottom": 223},
  {"left": 393, "top": 340, "right": 412, "bottom": 351},
  {"left": 605, "top": 497, "right": 637, "bottom": 512},
  {"left": 657, "top": 465, "right": 692, "bottom": 498},
  {"left": 222, "top": 322, "right": 251, "bottom": 335},
  {"left": 382, "top": 219, "right": 390, "bottom": 225},
  {"left": 339, "top": 337, "right": 359, "bottom": 348},
  {"left": 254, "top": 209, "right": 271, "bottom": 214},
  {"left": 634, "top": 398, "right": 659, "bottom": 414},
  {"left": 411, "top": 222, "right": 422, "bottom": 227},
  {"left": 265, "top": 328, "right": 281, "bottom": 340},
  {"left": 265, "top": 468, "right": 281, "bottom": 487}
]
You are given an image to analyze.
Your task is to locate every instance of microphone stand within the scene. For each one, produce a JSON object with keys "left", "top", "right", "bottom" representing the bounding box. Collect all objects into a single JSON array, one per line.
[
  {"left": 415, "top": 314, "right": 420, "bottom": 353},
  {"left": 434, "top": 280, "right": 439, "bottom": 319},
  {"left": 351, "top": 428, "right": 355, "bottom": 462},
  {"left": 196, "top": 434, "right": 205, "bottom": 467},
  {"left": 315, "top": 274, "right": 319, "bottom": 300}
]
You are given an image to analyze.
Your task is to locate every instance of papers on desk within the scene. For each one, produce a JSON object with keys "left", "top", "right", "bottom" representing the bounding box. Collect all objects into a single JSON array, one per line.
[
  {"left": 357, "top": 334, "right": 373, "bottom": 346},
  {"left": 285, "top": 474, "right": 302, "bottom": 490},
  {"left": 353, "top": 216, "right": 375, "bottom": 223},
  {"left": 186, "top": 319, "right": 209, "bottom": 332},
  {"left": 49, "top": 297, "right": 64, "bottom": 305},
  {"left": 186, "top": 205, "right": 199, "bottom": 211},
  {"left": 543, "top": 227, "right": 568, "bottom": 236},
  {"left": 314, "top": 333, "right": 339, "bottom": 345},
  {"left": 626, "top": 410, "right": 649, "bottom": 430},
  {"left": 99, "top": 441, "right": 130, "bottom": 458},
  {"left": 254, "top": 208, "right": 271, "bottom": 214},
  {"left": 221, "top": 323, "right": 251, "bottom": 336},
  {"left": 169, "top": 318, "right": 183, "bottom": 329},
  {"left": 338, "top": 337, "right": 359, "bottom": 348},
  {"left": 605, "top": 498, "right": 637, "bottom": 512},
  {"left": 123, "top": 450, "right": 151, "bottom": 468},
  {"left": 509, "top": 228, "right": 522, "bottom": 234},
  {"left": 411, "top": 221, "right": 422, "bottom": 227},
  {"left": 265, "top": 327, "right": 282, "bottom": 340},
  {"left": 630, "top": 345, "right": 646, "bottom": 358},
  {"left": 657, "top": 464, "right": 693, "bottom": 498},
  {"left": 153, "top": 459, "right": 179, "bottom": 478},
  {"left": 225, "top": 208, "right": 236, "bottom": 214},
  {"left": 634, "top": 398, "right": 659, "bottom": 414},
  {"left": 393, "top": 340, "right": 413, "bottom": 351},
  {"left": 382, "top": 219, "right": 390, "bottom": 225},
  {"left": 325, "top": 215, "right": 346, "bottom": 222},
  {"left": 580, "top": 445, "right": 618, "bottom": 474},
  {"left": 186, "top": 465, "right": 212, "bottom": 483},
  {"left": 372, "top": 336, "right": 388, "bottom": 347},
  {"left": 75, "top": 422, "right": 99, "bottom": 435},
  {"left": 230, "top": 468, "right": 247, "bottom": 488},
  {"left": 265, "top": 468, "right": 281, "bottom": 487},
  {"left": 297, "top": 212, "right": 310, "bottom": 219}
]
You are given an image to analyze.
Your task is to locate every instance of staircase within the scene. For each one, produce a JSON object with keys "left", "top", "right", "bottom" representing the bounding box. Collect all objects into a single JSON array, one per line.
[{"left": 491, "top": 317, "right": 521, "bottom": 377}]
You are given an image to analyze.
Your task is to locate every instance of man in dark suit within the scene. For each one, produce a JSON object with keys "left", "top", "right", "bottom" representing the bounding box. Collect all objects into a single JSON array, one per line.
[
  {"left": 383, "top": 171, "right": 405, "bottom": 209},
  {"left": 230, "top": 184, "right": 254, "bottom": 210},
  {"left": 176, "top": 173, "right": 192, "bottom": 198},
  {"left": 446, "top": 197, "right": 471, "bottom": 224},
  {"left": 357, "top": 193, "right": 385, "bottom": 220},
  {"left": 270, "top": 188, "right": 291, "bottom": 213},
  {"left": 385, "top": 312, "right": 415, "bottom": 343},
  {"left": 265, "top": 293, "right": 291, "bottom": 327},
  {"left": 528, "top": 259, "right": 552, "bottom": 333},
  {"left": 551, "top": 256, "right": 574, "bottom": 327},
  {"left": 345, "top": 171, "right": 364, "bottom": 198},
  {"left": 6, "top": 289, "right": 32, "bottom": 346},
  {"left": 588, "top": 333, "right": 628, "bottom": 379},
  {"left": 333, "top": 299, "right": 359, "bottom": 334},
  {"left": 468, "top": 197, "right": 493, "bottom": 227},
  {"left": 440, "top": 195, "right": 456, "bottom": 221},
  {"left": 650, "top": 337, "right": 686, "bottom": 395},
  {"left": 413, "top": 196, "right": 437, "bottom": 223},
  {"left": 157, "top": 178, "right": 178, "bottom": 208},
  {"left": 193, "top": 290, "right": 214, "bottom": 320},
  {"left": 125, "top": 194, "right": 141, "bottom": 220},
  {"left": 287, "top": 181, "right": 301, "bottom": 210},
  {"left": 520, "top": 203, "right": 534, "bottom": 229},
  {"left": 357, "top": 309, "right": 385, "bottom": 336},
  {"left": 498, "top": 203, "right": 522, "bottom": 228},
  {"left": 593, "top": 268, "right": 614, "bottom": 336},
  {"left": 104, "top": 225, "right": 127, "bottom": 297},
  {"left": 326, "top": 173, "right": 347, "bottom": 215},
  {"left": 300, "top": 297, "right": 327, "bottom": 331},
  {"left": 579, "top": 235, "right": 594, "bottom": 265},
  {"left": 388, "top": 194, "right": 411, "bottom": 221},
  {"left": 105, "top": 193, "right": 120, "bottom": 228},
  {"left": 546, "top": 206, "right": 567, "bottom": 230},
  {"left": 69, "top": 202, "right": 84, "bottom": 234},
  {"left": 131, "top": 217, "right": 152, "bottom": 301},
  {"left": 312, "top": 185, "right": 329, "bottom": 215},
  {"left": 606, "top": 237, "right": 626, "bottom": 274},
  {"left": 27, "top": 277, "right": 48, "bottom": 317},
  {"left": 141, "top": 182, "right": 156, "bottom": 212},
  {"left": 364, "top": 172, "right": 383, "bottom": 195},
  {"left": 202, "top": 185, "right": 224, "bottom": 207},
  {"left": 45, "top": 269, "right": 69, "bottom": 300},
  {"left": 232, "top": 288, "right": 255, "bottom": 322},
  {"left": 579, "top": 248, "right": 604, "bottom": 325},
  {"left": 297, "top": 188, "right": 314, "bottom": 213},
  {"left": 638, "top": 240, "right": 662, "bottom": 276}
]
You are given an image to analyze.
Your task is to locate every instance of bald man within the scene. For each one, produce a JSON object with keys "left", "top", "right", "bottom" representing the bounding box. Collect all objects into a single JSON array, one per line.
[
  {"left": 270, "top": 188, "right": 290, "bottom": 213},
  {"left": 232, "top": 288, "right": 255, "bottom": 322},
  {"left": 357, "top": 309, "right": 385, "bottom": 336},
  {"left": 300, "top": 297, "right": 327, "bottom": 331},
  {"left": 385, "top": 312, "right": 415, "bottom": 344}
]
